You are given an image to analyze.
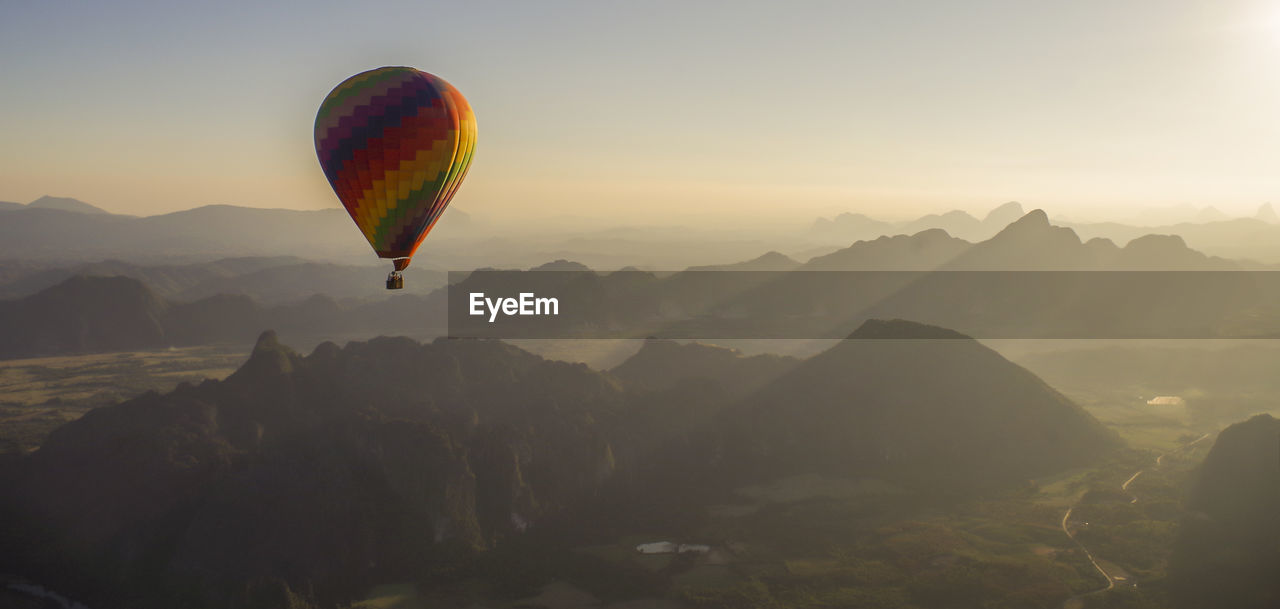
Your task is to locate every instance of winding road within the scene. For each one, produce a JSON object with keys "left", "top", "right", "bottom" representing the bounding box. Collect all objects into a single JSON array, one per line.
[
  {"left": 1059, "top": 433, "right": 1212, "bottom": 609},
  {"left": 1060, "top": 505, "right": 1114, "bottom": 608}
]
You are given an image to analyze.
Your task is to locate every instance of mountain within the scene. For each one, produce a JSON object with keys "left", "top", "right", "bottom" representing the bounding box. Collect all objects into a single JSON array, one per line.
[
  {"left": 26, "top": 195, "right": 110, "bottom": 214},
  {"left": 609, "top": 339, "right": 798, "bottom": 398},
  {"left": 0, "top": 275, "right": 170, "bottom": 356},
  {"left": 1124, "top": 204, "right": 1228, "bottom": 226},
  {"left": 1196, "top": 206, "right": 1230, "bottom": 223},
  {"left": 687, "top": 251, "right": 799, "bottom": 271},
  {"left": 943, "top": 209, "right": 1238, "bottom": 270},
  {"left": 1116, "top": 233, "right": 1233, "bottom": 269},
  {"left": 0, "top": 256, "right": 300, "bottom": 299},
  {"left": 716, "top": 320, "right": 1120, "bottom": 486},
  {"left": 1256, "top": 203, "right": 1278, "bottom": 224},
  {"left": 1067, "top": 218, "right": 1280, "bottom": 263},
  {"left": 810, "top": 212, "right": 894, "bottom": 240},
  {"left": 1170, "top": 415, "right": 1280, "bottom": 609},
  {"left": 982, "top": 201, "right": 1025, "bottom": 230},
  {"left": 943, "top": 209, "right": 1097, "bottom": 269},
  {"left": 901, "top": 209, "right": 982, "bottom": 239},
  {"left": 0, "top": 200, "right": 23, "bottom": 211},
  {"left": 802, "top": 228, "right": 971, "bottom": 270},
  {"left": 811, "top": 202, "right": 1031, "bottom": 244},
  {"left": 530, "top": 259, "right": 592, "bottom": 272}
]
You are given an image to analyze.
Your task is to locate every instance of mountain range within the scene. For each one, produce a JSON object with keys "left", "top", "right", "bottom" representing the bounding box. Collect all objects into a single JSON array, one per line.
[
  {"left": 0, "top": 197, "right": 475, "bottom": 267},
  {"left": 0, "top": 196, "right": 793, "bottom": 271},
  {"left": 0, "top": 201, "right": 372, "bottom": 264},
  {"left": 0, "top": 321, "right": 1118, "bottom": 608},
  {"left": 0, "top": 275, "right": 445, "bottom": 359},
  {"left": 0, "top": 256, "right": 446, "bottom": 303},
  {"left": 5, "top": 208, "right": 1277, "bottom": 360},
  {"left": 10, "top": 194, "right": 1280, "bottom": 275},
  {"left": 812, "top": 201, "right": 1028, "bottom": 243},
  {"left": 797, "top": 208, "right": 1246, "bottom": 271},
  {"left": 0, "top": 195, "right": 112, "bottom": 214},
  {"left": 812, "top": 201, "right": 1280, "bottom": 263},
  {"left": 453, "top": 210, "right": 1280, "bottom": 340}
]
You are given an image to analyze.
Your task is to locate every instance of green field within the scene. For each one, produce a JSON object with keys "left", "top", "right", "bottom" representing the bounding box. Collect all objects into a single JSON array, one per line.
[{"left": 0, "top": 346, "right": 247, "bottom": 453}]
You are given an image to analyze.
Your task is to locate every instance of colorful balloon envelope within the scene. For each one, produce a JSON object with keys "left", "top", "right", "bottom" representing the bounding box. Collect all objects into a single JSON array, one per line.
[{"left": 314, "top": 67, "right": 476, "bottom": 278}]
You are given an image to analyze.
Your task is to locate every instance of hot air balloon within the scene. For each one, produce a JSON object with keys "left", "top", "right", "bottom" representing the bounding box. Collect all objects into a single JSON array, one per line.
[{"left": 314, "top": 67, "right": 476, "bottom": 289}]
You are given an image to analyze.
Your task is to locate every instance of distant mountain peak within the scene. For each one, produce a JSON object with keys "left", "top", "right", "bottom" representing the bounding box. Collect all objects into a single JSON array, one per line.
[
  {"left": 532, "top": 259, "right": 591, "bottom": 272},
  {"left": 611, "top": 338, "right": 798, "bottom": 396},
  {"left": 1084, "top": 237, "right": 1119, "bottom": 250},
  {"left": 0, "top": 275, "right": 169, "bottom": 358},
  {"left": 254, "top": 329, "right": 282, "bottom": 351},
  {"left": 982, "top": 201, "right": 1025, "bottom": 226},
  {"left": 28, "top": 195, "right": 110, "bottom": 215},
  {"left": 1256, "top": 202, "right": 1279, "bottom": 224},
  {"left": 1195, "top": 206, "right": 1229, "bottom": 223},
  {"left": 983, "top": 208, "right": 1057, "bottom": 240},
  {"left": 986, "top": 209, "right": 1081, "bottom": 244},
  {"left": 631, "top": 338, "right": 737, "bottom": 359},
  {"left": 1008, "top": 208, "right": 1050, "bottom": 229},
  {"left": 688, "top": 250, "right": 800, "bottom": 271},
  {"left": 1123, "top": 233, "right": 1190, "bottom": 251},
  {"left": 909, "top": 227, "right": 956, "bottom": 241},
  {"left": 902, "top": 210, "right": 980, "bottom": 235},
  {"left": 802, "top": 228, "right": 971, "bottom": 270},
  {"left": 42, "top": 274, "right": 163, "bottom": 307},
  {"left": 751, "top": 251, "right": 794, "bottom": 264},
  {"left": 233, "top": 329, "right": 300, "bottom": 378},
  {"left": 737, "top": 318, "right": 1119, "bottom": 485},
  {"left": 847, "top": 318, "right": 971, "bottom": 340},
  {"left": 833, "top": 212, "right": 877, "bottom": 222}
]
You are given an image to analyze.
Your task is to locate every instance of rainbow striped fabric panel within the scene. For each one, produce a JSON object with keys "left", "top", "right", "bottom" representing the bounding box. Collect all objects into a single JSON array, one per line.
[{"left": 314, "top": 67, "right": 476, "bottom": 262}]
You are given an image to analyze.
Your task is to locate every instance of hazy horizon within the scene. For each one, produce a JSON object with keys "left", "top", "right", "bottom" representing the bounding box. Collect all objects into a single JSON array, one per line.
[
  {"left": 4, "top": 0, "right": 1280, "bottom": 224},
  {"left": 5, "top": 193, "right": 1278, "bottom": 230}
]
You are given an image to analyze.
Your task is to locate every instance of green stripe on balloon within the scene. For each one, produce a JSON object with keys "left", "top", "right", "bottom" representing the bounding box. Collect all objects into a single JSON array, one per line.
[{"left": 371, "top": 167, "right": 455, "bottom": 248}]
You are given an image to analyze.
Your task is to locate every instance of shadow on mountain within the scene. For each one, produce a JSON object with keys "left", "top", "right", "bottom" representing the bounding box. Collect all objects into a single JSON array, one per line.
[{"left": 1169, "top": 414, "right": 1280, "bottom": 609}]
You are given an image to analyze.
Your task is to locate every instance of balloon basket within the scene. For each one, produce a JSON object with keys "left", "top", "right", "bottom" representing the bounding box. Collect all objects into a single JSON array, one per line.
[{"left": 386, "top": 272, "right": 404, "bottom": 290}]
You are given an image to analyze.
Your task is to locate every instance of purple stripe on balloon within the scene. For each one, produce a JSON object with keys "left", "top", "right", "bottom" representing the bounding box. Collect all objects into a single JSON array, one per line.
[
  {"left": 315, "top": 69, "right": 420, "bottom": 136},
  {"left": 316, "top": 78, "right": 430, "bottom": 153}
]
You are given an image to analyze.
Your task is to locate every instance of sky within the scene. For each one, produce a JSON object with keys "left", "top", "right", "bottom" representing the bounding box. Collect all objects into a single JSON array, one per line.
[{"left": 3, "top": 0, "right": 1280, "bottom": 223}]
